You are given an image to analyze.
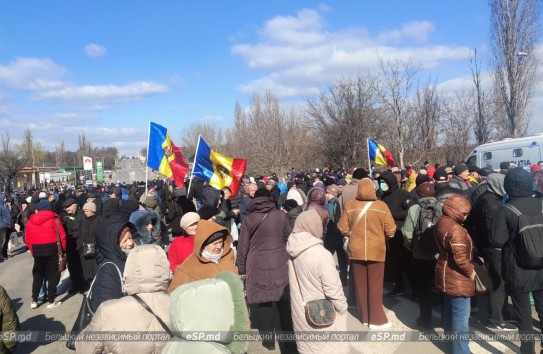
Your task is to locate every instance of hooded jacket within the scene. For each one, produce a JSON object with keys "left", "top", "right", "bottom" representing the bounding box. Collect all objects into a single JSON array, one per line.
[
  {"left": 491, "top": 167, "right": 543, "bottom": 292},
  {"left": 338, "top": 178, "right": 396, "bottom": 262},
  {"left": 89, "top": 220, "right": 131, "bottom": 312},
  {"left": 76, "top": 245, "right": 171, "bottom": 354},
  {"left": 168, "top": 220, "right": 237, "bottom": 293},
  {"left": 237, "top": 196, "right": 292, "bottom": 304},
  {"left": 465, "top": 173, "right": 505, "bottom": 250},
  {"left": 378, "top": 171, "right": 412, "bottom": 228},
  {"left": 287, "top": 210, "right": 350, "bottom": 354},
  {"left": 435, "top": 194, "right": 475, "bottom": 297},
  {"left": 25, "top": 210, "right": 66, "bottom": 256},
  {"left": 163, "top": 272, "right": 250, "bottom": 354},
  {"left": 130, "top": 210, "right": 162, "bottom": 245}
]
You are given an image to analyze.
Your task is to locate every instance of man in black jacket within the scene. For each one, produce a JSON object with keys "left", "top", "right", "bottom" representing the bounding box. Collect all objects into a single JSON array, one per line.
[
  {"left": 491, "top": 168, "right": 542, "bottom": 353},
  {"left": 467, "top": 173, "right": 515, "bottom": 331},
  {"left": 62, "top": 198, "right": 86, "bottom": 293},
  {"left": 378, "top": 171, "right": 415, "bottom": 298}
]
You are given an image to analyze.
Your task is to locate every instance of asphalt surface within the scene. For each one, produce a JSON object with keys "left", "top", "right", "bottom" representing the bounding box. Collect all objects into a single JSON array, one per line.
[{"left": 1, "top": 247, "right": 538, "bottom": 353}]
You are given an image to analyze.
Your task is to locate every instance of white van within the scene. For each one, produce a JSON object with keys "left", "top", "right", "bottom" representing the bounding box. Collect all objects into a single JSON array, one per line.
[{"left": 466, "top": 134, "right": 543, "bottom": 171}]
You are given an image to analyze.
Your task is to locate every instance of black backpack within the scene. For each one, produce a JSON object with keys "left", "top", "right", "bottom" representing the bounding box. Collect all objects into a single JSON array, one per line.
[
  {"left": 505, "top": 202, "right": 543, "bottom": 269},
  {"left": 415, "top": 198, "right": 441, "bottom": 254}
]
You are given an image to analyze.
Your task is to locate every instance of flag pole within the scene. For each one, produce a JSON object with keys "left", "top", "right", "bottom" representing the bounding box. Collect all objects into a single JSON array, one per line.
[
  {"left": 145, "top": 121, "right": 151, "bottom": 195},
  {"left": 367, "top": 138, "right": 372, "bottom": 175},
  {"left": 187, "top": 135, "right": 201, "bottom": 199}
]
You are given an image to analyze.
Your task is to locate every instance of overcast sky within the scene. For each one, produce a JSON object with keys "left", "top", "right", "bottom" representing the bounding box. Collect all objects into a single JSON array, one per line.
[{"left": 0, "top": 1, "right": 541, "bottom": 155}]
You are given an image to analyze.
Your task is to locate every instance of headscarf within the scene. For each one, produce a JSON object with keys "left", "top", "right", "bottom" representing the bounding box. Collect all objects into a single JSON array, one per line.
[{"left": 292, "top": 209, "right": 323, "bottom": 239}]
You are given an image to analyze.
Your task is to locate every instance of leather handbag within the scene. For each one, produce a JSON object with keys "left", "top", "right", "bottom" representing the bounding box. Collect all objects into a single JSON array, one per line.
[
  {"left": 54, "top": 219, "right": 67, "bottom": 273},
  {"left": 81, "top": 243, "right": 96, "bottom": 259},
  {"left": 291, "top": 258, "right": 335, "bottom": 327},
  {"left": 473, "top": 257, "right": 492, "bottom": 294},
  {"left": 343, "top": 202, "right": 373, "bottom": 252}
]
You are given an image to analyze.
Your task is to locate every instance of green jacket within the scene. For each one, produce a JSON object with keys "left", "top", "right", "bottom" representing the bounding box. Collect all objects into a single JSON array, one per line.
[
  {"left": 0, "top": 286, "right": 19, "bottom": 353},
  {"left": 162, "top": 271, "right": 250, "bottom": 354}
]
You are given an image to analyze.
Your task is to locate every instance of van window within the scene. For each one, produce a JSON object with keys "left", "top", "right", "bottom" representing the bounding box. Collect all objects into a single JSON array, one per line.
[
  {"left": 483, "top": 152, "right": 492, "bottom": 160},
  {"left": 513, "top": 148, "right": 523, "bottom": 157},
  {"left": 466, "top": 155, "right": 477, "bottom": 167}
]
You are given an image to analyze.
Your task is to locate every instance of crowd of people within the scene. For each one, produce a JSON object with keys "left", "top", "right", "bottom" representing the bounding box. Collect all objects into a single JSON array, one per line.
[{"left": 0, "top": 159, "right": 543, "bottom": 353}]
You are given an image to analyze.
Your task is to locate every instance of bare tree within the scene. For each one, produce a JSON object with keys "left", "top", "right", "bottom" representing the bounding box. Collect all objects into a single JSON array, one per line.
[
  {"left": 55, "top": 140, "right": 65, "bottom": 168},
  {"left": 377, "top": 57, "right": 420, "bottom": 169},
  {"left": 410, "top": 78, "right": 442, "bottom": 164},
  {"left": 78, "top": 131, "right": 93, "bottom": 163},
  {"left": 489, "top": 0, "right": 541, "bottom": 137},
  {"left": 306, "top": 71, "right": 380, "bottom": 169},
  {"left": 441, "top": 89, "right": 475, "bottom": 164},
  {"left": 470, "top": 49, "right": 495, "bottom": 144},
  {"left": 0, "top": 132, "right": 28, "bottom": 192},
  {"left": 180, "top": 123, "right": 225, "bottom": 162}
]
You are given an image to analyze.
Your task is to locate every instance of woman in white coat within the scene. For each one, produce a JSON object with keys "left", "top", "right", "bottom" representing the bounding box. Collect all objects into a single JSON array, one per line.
[{"left": 286, "top": 209, "right": 350, "bottom": 354}]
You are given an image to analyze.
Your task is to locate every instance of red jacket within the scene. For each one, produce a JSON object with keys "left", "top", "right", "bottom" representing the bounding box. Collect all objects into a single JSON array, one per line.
[
  {"left": 167, "top": 236, "right": 194, "bottom": 273},
  {"left": 26, "top": 210, "right": 66, "bottom": 255}
]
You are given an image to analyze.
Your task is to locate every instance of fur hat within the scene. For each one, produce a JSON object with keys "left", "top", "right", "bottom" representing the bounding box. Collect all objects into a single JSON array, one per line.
[
  {"left": 352, "top": 168, "right": 368, "bottom": 180},
  {"left": 180, "top": 212, "right": 200, "bottom": 230}
]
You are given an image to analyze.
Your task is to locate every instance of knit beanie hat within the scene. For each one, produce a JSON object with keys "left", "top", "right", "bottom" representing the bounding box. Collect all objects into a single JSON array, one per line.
[
  {"left": 37, "top": 200, "right": 52, "bottom": 211},
  {"left": 454, "top": 163, "right": 469, "bottom": 176},
  {"left": 180, "top": 212, "right": 200, "bottom": 230},
  {"left": 82, "top": 202, "right": 96, "bottom": 212},
  {"left": 415, "top": 174, "right": 432, "bottom": 187},
  {"left": 416, "top": 183, "right": 435, "bottom": 198}
]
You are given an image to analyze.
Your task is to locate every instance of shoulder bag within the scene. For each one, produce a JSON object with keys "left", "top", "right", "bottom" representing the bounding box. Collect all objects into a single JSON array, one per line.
[
  {"left": 132, "top": 294, "right": 174, "bottom": 336},
  {"left": 343, "top": 201, "right": 373, "bottom": 252},
  {"left": 66, "top": 262, "right": 124, "bottom": 350},
  {"left": 55, "top": 218, "right": 67, "bottom": 273},
  {"left": 291, "top": 258, "right": 335, "bottom": 327}
]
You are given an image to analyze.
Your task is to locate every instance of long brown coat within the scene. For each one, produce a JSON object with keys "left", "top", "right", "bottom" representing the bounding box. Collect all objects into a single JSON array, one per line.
[
  {"left": 338, "top": 178, "right": 396, "bottom": 262},
  {"left": 168, "top": 220, "right": 237, "bottom": 293},
  {"left": 435, "top": 194, "right": 475, "bottom": 297},
  {"left": 237, "top": 196, "right": 292, "bottom": 304}
]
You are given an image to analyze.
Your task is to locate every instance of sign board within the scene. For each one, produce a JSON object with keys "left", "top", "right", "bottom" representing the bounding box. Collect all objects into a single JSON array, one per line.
[
  {"left": 96, "top": 161, "right": 104, "bottom": 183},
  {"left": 84, "top": 170, "right": 93, "bottom": 185},
  {"left": 83, "top": 156, "right": 93, "bottom": 171}
]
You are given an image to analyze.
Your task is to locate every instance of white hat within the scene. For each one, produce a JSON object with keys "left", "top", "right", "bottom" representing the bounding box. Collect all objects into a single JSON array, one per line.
[{"left": 38, "top": 192, "right": 47, "bottom": 199}]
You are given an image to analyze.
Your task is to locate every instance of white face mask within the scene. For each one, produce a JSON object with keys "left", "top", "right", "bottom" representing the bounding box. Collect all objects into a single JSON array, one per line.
[
  {"left": 380, "top": 182, "right": 389, "bottom": 192},
  {"left": 122, "top": 248, "right": 132, "bottom": 255},
  {"left": 201, "top": 249, "right": 223, "bottom": 263}
]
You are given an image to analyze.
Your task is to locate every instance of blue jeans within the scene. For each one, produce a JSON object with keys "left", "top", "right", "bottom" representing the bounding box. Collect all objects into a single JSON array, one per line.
[
  {"left": 442, "top": 295, "right": 471, "bottom": 354},
  {"left": 38, "top": 280, "right": 48, "bottom": 299}
]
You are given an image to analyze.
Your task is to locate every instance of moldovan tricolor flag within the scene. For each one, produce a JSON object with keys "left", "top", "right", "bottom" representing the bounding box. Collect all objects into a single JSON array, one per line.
[
  {"left": 147, "top": 122, "right": 189, "bottom": 187},
  {"left": 368, "top": 138, "right": 395, "bottom": 167},
  {"left": 192, "top": 136, "right": 247, "bottom": 198}
]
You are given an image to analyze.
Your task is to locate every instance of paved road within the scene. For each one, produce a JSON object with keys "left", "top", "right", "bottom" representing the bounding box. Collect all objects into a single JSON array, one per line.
[{"left": 1, "top": 250, "right": 536, "bottom": 353}]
